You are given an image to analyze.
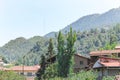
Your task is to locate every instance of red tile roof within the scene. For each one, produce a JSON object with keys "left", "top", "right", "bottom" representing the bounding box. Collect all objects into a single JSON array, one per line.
[
  {"left": 99, "top": 57, "right": 120, "bottom": 67},
  {"left": 6, "top": 65, "right": 40, "bottom": 72},
  {"left": 90, "top": 50, "right": 120, "bottom": 56}
]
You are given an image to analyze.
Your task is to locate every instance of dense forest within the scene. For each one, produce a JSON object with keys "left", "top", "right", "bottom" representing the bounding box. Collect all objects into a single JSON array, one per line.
[{"left": 0, "top": 24, "right": 120, "bottom": 65}]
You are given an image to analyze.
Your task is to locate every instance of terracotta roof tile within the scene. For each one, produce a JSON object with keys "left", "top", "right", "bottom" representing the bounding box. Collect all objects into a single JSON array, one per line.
[
  {"left": 90, "top": 50, "right": 120, "bottom": 56},
  {"left": 99, "top": 57, "right": 120, "bottom": 67},
  {"left": 7, "top": 65, "right": 40, "bottom": 72}
]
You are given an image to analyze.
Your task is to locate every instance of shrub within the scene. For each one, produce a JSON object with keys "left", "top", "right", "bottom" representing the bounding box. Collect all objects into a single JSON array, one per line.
[
  {"left": 49, "top": 70, "right": 98, "bottom": 80},
  {"left": 0, "top": 71, "right": 25, "bottom": 80},
  {"left": 102, "top": 76, "right": 115, "bottom": 80}
]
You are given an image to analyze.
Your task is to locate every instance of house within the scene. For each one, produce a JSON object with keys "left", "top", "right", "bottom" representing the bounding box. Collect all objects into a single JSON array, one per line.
[
  {"left": 90, "top": 50, "right": 120, "bottom": 65},
  {"left": 1, "top": 65, "right": 40, "bottom": 80},
  {"left": 47, "top": 53, "right": 90, "bottom": 72},
  {"left": 6, "top": 65, "right": 40, "bottom": 76},
  {"left": 74, "top": 54, "right": 90, "bottom": 72},
  {"left": 0, "top": 65, "right": 40, "bottom": 80},
  {"left": 89, "top": 46, "right": 120, "bottom": 77},
  {"left": 93, "top": 57, "right": 120, "bottom": 77}
]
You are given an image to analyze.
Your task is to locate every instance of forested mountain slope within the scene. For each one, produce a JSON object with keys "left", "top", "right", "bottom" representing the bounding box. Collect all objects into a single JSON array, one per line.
[
  {"left": 1, "top": 24, "right": 120, "bottom": 65},
  {"left": 45, "top": 7, "right": 120, "bottom": 37}
]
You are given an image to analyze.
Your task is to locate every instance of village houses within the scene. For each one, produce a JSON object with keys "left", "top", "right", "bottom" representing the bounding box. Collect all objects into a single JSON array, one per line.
[{"left": 90, "top": 45, "right": 120, "bottom": 78}]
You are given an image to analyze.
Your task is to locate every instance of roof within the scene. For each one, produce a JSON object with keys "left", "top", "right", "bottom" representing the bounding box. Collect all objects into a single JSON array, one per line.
[
  {"left": 47, "top": 53, "right": 90, "bottom": 62},
  {"left": 90, "top": 50, "right": 120, "bottom": 56},
  {"left": 93, "top": 59, "right": 102, "bottom": 68},
  {"left": 99, "top": 57, "right": 120, "bottom": 67},
  {"left": 93, "top": 57, "right": 120, "bottom": 68},
  {"left": 74, "top": 54, "right": 90, "bottom": 59},
  {"left": 6, "top": 65, "right": 40, "bottom": 72}
]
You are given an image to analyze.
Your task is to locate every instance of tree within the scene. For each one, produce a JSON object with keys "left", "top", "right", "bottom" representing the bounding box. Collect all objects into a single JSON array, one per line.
[
  {"left": 42, "top": 38, "right": 55, "bottom": 79},
  {"left": 66, "top": 27, "right": 76, "bottom": 75},
  {"left": 43, "top": 63, "right": 57, "bottom": 79},
  {"left": 57, "top": 28, "right": 76, "bottom": 77},
  {"left": 47, "top": 38, "right": 54, "bottom": 64},
  {"left": 36, "top": 54, "right": 46, "bottom": 80},
  {"left": 57, "top": 31, "right": 65, "bottom": 77},
  {"left": 109, "top": 34, "right": 117, "bottom": 45}
]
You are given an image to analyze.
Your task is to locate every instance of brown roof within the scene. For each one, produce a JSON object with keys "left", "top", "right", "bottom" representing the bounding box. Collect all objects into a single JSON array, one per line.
[
  {"left": 47, "top": 53, "right": 90, "bottom": 62},
  {"left": 90, "top": 50, "right": 120, "bottom": 56},
  {"left": 99, "top": 57, "right": 120, "bottom": 67}
]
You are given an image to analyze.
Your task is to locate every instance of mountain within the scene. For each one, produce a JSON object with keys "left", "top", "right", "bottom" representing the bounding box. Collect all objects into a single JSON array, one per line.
[
  {"left": 0, "top": 36, "right": 49, "bottom": 63},
  {"left": 44, "top": 32, "right": 57, "bottom": 38},
  {"left": 1, "top": 24, "right": 120, "bottom": 65},
  {"left": 45, "top": 7, "right": 120, "bottom": 37}
]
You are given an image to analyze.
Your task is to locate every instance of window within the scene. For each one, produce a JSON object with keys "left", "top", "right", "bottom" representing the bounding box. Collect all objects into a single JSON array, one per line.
[
  {"left": 20, "top": 72, "right": 24, "bottom": 75},
  {"left": 80, "top": 61, "right": 83, "bottom": 65},
  {"left": 27, "top": 73, "right": 33, "bottom": 76}
]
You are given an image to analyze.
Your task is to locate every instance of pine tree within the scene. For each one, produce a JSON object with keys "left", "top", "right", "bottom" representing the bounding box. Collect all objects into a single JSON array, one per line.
[
  {"left": 47, "top": 38, "right": 54, "bottom": 64},
  {"left": 42, "top": 38, "right": 55, "bottom": 79}
]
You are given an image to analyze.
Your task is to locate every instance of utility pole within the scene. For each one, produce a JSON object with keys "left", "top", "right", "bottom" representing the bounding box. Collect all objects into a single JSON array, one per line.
[{"left": 22, "top": 55, "right": 25, "bottom": 75}]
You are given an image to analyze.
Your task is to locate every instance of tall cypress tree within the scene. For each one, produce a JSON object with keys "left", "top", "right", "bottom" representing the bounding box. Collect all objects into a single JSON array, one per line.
[
  {"left": 57, "top": 31, "right": 65, "bottom": 77},
  {"left": 66, "top": 27, "right": 76, "bottom": 74},
  {"left": 57, "top": 28, "right": 76, "bottom": 77}
]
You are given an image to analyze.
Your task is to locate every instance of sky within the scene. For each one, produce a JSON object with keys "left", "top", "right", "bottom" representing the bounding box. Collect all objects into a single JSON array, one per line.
[{"left": 0, "top": 0, "right": 120, "bottom": 46}]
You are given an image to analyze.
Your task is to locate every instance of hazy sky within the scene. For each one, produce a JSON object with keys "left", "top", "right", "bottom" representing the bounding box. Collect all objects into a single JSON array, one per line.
[{"left": 0, "top": 0, "right": 120, "bottom": 46}]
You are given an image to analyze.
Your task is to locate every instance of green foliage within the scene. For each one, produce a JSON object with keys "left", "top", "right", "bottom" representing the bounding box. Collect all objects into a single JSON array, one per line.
[
  {"left": 57, "top": 31, "right": 65, "bottom": 77},
  {"left": 49, "top": 70, "right": 98, "bottom": 80},
  {"left": 0, "top": 55, "right": 8, "bottom": 63},
  {"left": 36, "top": 38, "right": 55, "bottom": 80},
  {"left": 1, "top": 24, "right": 120, "bottom": 66},
  {"left": 102, "top": 76, "right": 115, "bottom": 80},
  {"left": 57, "top": 28, "right": 77, "bottom": 77},
  {"left": 43, "top": 63, "right": 58, "bottom": 79},
  {"left": 0, "top": 36, "right": 49, "bottom": 66},
  {"left": 36, "top": 54, "right": 46, "bottom": 80},
  {"left": 46, "top": 38, "right": 55, "bottom": 63},
  {"left": 0, "top": 71, "right": 25, "bottom": 80},
  {"left": 66, "top": 27, "right": 76, "bottom": 74},
  {"left": 103, "top": 43, "right": 117, "bottom": 50}
]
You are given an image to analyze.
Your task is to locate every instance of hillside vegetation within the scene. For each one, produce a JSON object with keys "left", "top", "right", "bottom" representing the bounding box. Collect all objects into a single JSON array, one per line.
[{"left": 0, "top": 24, "right": 120, "bottom": 65}]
